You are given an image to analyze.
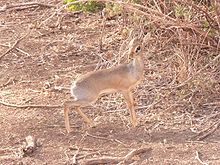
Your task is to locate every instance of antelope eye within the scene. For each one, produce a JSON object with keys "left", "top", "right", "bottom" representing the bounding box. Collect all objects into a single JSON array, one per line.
[{"left": 135, "top": 46, "right": 141, "bottom": 53}]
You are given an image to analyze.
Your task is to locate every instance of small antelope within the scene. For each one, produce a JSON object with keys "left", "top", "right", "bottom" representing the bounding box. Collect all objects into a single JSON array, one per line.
[{"left": 63, "top": 33, "right": 150, "bottom": 133}]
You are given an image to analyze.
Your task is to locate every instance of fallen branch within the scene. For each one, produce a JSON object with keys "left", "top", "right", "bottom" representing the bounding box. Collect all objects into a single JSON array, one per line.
[
  {"left": 119, "top": 147, "right": 152, "bottom": 164},
  {"left": 195, "top": 120, "right": 220, "bottom": 141},
  {"left": 81, "top": 147, "right": 152, "bottom": 165},
  {"left": 0, "top": 77, "right": 14, "bottom": 88},
  {"left": 0, "top": 100, "right": 62, "bottom": 108},
  {"left": 0, "top": 32, "right": 30, "bottom": 60},
  {"left": 0, "top": 43, "right": 30, "bottom": 57},
  {"left": 195, "top": 151, "right": 208, "bottom": 165},
  {"left": 0, "top": 2, "right": 55, "bottom": 12},
  {"left": 81, "top": 157, "right": 122, "bottom": 165}
]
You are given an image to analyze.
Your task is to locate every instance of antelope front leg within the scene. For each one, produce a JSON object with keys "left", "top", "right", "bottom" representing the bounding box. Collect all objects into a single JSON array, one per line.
[
  {"left": 122, "top": 91, "right": 138, "bottom": 127},
  {"left": 75, "top": 107, "right": 94, "bottom": 127},
  {"left": 63, "top": 101, "right": 71, "bottom": 133}
]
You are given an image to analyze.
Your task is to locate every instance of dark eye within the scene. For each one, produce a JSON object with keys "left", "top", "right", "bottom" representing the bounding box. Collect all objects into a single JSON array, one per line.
[{"left": 135, "top": 46, "right": 141, "bottom": 53}]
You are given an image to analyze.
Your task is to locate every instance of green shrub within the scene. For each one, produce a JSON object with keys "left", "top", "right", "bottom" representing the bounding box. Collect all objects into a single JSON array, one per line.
[
  {"left": 64, "top": 0, "right": 141, "bottom": 13},
  {"left": 174, "top": 4, "right": 193, "bottom": 20},
  {"left": 64, "top": 0, "right": 105, "bottom": 12}
]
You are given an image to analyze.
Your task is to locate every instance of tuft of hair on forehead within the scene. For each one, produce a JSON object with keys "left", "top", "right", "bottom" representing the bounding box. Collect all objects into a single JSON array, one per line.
[{"left": 129, "top": 37, "right": 141, "bottom": 47}]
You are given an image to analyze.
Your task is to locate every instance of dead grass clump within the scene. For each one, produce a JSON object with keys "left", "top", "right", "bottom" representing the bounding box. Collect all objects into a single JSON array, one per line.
[
  {"left": 124, "top": 0, "right": 220, "bottom": 132},
  {"left": 86, "top": 0, "right": 219, "bottom": 130}
]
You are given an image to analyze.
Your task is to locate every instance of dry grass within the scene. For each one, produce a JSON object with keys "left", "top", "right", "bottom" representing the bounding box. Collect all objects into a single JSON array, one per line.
[{"left": 81, "top": 0, "right": 220, "bottom": 134}]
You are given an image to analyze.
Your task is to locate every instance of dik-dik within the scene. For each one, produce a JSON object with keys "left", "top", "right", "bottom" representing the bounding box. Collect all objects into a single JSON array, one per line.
[{"left": 63, "top": 33, "right": 150, "bottom": 133}]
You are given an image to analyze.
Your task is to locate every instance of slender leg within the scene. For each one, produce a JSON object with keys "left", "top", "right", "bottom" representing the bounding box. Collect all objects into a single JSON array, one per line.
[
  {"left": 122, "top": 91, "right": 138, "bottom": 127},
  {"left": 75, "top": 107, "right": 94, "bottom": 126},
  {"left": 63, "top": 101, "right": 94, "bottom": 133},
  {"left": 64, "top": 101, "right": 71, "bottom": 133}
]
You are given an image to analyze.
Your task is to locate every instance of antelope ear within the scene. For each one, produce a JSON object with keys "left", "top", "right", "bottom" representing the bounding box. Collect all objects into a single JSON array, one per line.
[
  {"left": 137, "top": 31, "right": 144, "bottom": 40},
  {"left": 128, "top": 38, "right": 136, "bottom": 47},
  {"left": 143, "top": 32, "right": 151, "bottom": 43}
]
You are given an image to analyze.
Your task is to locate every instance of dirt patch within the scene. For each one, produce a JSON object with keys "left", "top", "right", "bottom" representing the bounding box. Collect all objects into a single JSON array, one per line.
[{"left": 0, "top": 1, "right": 219, "bottom": 164}]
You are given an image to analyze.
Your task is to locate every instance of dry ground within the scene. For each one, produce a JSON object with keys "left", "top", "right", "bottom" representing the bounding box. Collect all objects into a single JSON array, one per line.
[{"left": 0, "top": 1, "right": 219, "bottom": 164}]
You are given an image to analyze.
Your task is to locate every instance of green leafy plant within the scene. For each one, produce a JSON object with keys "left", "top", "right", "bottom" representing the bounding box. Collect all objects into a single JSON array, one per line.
[
  {"left": 64, "top": 0, "right": 105, "bottom": 12},
  {"left": 64, "top": 0, "right": 141, "bottom": 13},
  {"left": 174, "top": 4, "right": 191, "bottom": 19},
  {"left": 104, "top": 2, "right": 123, "bottom": 17},
  {"left": 129, "top": 0, "right": 141, "bottom": 4}
]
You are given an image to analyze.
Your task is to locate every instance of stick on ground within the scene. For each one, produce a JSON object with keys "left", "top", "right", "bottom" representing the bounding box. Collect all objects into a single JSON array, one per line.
[
  {"left": 195, "top": 151, "right": 208, "bottom": 165},
  {"left": 81, "top": 147, "right": 152, "bottom": 165},
  {"left": 0, "top": 100, "right": 62, "bottom": 108},
  {"left": 0, "top": 32, "right": 30, "bottom": 60},
  {"left": 195, "top": 120, "right": 220, "bottom": 141},
  {"left": 0, "top": 2, "right": 55, "bottom": 12}
]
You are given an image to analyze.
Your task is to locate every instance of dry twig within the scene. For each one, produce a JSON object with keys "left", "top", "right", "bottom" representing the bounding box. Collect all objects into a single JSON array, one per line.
[
  {"left": 0, "top": 100, "right": 62, "bottom": 108},
  {"left": 0, "top": 32, "right": 30, "bottom": 60},
  {"left": 81, "top": 157, "right": 122, "bottom": 165},
  {"left": 72, "top": 147, "right": 80, "bottom": 165},
  {"left": 81, "top": 147, "right": 152, "bottom": 165},
  {"left": 118, "top": 147, "right": 152, "bottom": 164},
  {"left": 195, "top": 120, "right": 220, "bottom": 141},
  {"left": 0, "top": 77, "right": 14, "bottom": 88},
  {"left": 0, "top": 44, "right": 30, "bottom": 57},
  {"left": 99, "top": 10, "right": 106, "bottom": 52},
  {"left": 195, "top": 151, "right": 208, "bottom": 165},
  {"left": 0, "top": 2, "right": 55, "bottom": 12}
]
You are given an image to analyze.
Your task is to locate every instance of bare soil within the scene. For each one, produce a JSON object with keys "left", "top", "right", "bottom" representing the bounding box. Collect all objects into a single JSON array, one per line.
[{"left": 0, "top": 1, "right": 219, "bottom": 165}]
